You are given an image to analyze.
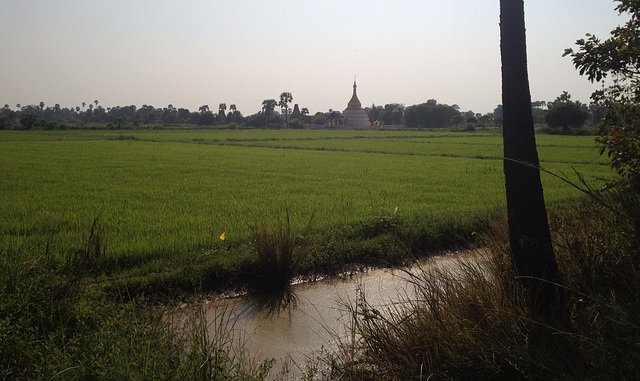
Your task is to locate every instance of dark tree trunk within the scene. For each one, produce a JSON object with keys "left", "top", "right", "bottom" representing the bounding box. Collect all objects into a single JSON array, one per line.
[{"left": 500, "top": 0, "right": 562, "bottom": 318}]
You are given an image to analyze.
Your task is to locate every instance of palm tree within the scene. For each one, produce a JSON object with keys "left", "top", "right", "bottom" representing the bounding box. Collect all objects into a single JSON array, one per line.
[
  {"left": 261, "top": 99, "right": 277, "bottom": 126},
  {"left": 278, "top": 92, "right": 293, "bottom": 128},
  {"left": 500, "top": 0, "right": 561, "bottom": 318}
]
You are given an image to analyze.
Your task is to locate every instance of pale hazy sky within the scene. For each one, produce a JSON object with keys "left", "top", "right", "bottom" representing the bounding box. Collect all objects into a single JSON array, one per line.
[{"left": 0, "top": 1, "right": 628, "bottom": 115}]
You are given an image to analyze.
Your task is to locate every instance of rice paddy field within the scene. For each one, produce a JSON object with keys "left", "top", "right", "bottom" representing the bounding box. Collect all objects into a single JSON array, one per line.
[{"left": 0, "top": 128, "right": 613, "bottom": 280}]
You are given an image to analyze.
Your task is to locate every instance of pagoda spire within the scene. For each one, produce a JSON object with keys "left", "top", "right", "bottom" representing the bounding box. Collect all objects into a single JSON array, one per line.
[
  {"left": 342, "top": 78, "right": 370, "bottom": 126},
  {"left": 347, "top": 77, "right": 362, "bottom": 110}
]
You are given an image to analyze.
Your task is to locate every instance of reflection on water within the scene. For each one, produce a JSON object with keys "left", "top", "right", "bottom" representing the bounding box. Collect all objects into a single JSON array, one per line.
[{"left": 203, "top": 251, "right": 477, "bottom": 378}]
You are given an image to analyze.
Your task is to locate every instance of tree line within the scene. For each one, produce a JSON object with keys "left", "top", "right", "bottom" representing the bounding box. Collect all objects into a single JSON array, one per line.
[{"left": 1, "top": 90, "right": 599, "bottom": 132}]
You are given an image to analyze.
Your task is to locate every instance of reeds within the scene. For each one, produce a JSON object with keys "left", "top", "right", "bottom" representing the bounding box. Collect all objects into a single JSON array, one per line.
[
  {"left": 327, "top": 185, "right": 640, "bottom": 380},
  {"left": 249, "top": 210, "right": 313, "bottom": 292}
]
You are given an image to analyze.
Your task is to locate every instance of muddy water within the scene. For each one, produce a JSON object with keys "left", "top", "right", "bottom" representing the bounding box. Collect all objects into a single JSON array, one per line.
[{"left": 201, "top": 251, "right": 479, "bottom": 378}]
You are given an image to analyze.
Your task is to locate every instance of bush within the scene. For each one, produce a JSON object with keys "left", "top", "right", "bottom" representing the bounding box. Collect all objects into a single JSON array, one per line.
[{"left": 289, "top": 118, "right": 305, "bottom": 129}]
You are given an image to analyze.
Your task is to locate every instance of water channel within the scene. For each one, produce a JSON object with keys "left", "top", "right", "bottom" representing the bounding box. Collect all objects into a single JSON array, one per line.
[{"left": 185, "top": 251, "right": 480, "bottom": 379}]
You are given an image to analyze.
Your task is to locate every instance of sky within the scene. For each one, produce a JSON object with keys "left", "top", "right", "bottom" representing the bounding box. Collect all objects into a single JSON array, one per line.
[{"left": 0, "top": 0, "right": 629, "bottom": 116}]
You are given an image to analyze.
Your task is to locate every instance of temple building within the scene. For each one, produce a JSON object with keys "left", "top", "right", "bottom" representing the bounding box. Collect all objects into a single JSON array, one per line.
[{"left": 342, "top": 80, "right": 370, "bottom": 126}]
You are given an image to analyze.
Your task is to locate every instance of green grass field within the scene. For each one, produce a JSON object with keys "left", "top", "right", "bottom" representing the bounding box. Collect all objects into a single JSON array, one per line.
[
  {"left": 4, "top": 127, "right": 635, "bottom": 380},
  {"left": 0, "top": 129, "right": 614, "bottom": 281}
]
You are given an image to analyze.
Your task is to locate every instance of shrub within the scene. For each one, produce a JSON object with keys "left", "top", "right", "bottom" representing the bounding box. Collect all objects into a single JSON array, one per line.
[{"left": 290, "top": 118, "right": 305, "bottom": 129}]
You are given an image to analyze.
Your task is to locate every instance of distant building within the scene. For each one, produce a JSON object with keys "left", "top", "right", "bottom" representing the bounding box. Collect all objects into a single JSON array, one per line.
[
  {"left": 341, "top": 80, "right": 371, "bottom": 126},
  {"left": 291, "top": 104, "right": 301, "bottom": 119}
]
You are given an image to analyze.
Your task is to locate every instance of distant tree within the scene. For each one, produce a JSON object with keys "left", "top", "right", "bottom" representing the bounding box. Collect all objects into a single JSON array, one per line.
[
  {"left": 290, "top": 118, "right": 304, "bottom": 129},
  {"left": 381, "top": 103, "right": 405, "bottom": 125},
  {"left": 278, "top": 92, "right": 293, "bottom": 128},
  {"left": 92, "top": 106, "right": 106, "bottom": 122},
  {"left": 451, "top": 114, "right": 465, "bottom": 127},
  {"left": 218, "top": 103, "right": 227, "bottom": 119},
  {"left": 136, "top": 105, "right": 155, "bottom": 124},
  {"left": 0, "top": 117, "right": 12, "bottom": 130},
  {"left": 405, "top": 103, "right": 460, "bottom": 128},
  {"left": 477, "top": 113, "right": 494, "bottom": 127},
  {"left": 587, "top": 102, "right": 607, "bottom": 127},
  {"left": 262, "top": 99, "right": 278, "bottom": 126},
  {"left": 132, "top": 116, "right": 143, "bottom": 127},
  {"left": 226, "top": 109, "right": 244, "bottom": 124},
  {"left": 114, "top": 116, "right": 126, "bottom": 129},
  {"left": 39, "top": 102, "right": 45, "bottom": 111},
  {"left": 19, "top": 113, "right": 38, "bottom": 130},
  {"left": 463, "top": 110, "right": 477, "bottom": 123},
  {"left": 229, "top": 104, "right": 237, "bottom": 112},
  {"left": 82, "top": 102, "right": 86, "bottom": 111},
  {"left": 310, "top": 111, "right": 328, "bottom": 125},
  {"left": 177, "top": 108, "right": 191, "bottom": 124},
  {"left": 500, "top": 0, "right": 561, "bottom": 318},
  {"left": 494, "top": 104, "right": 503, "bottom": 117},
  {"left": 531, "top": 100, "right": 547, "bottom": 109},
  {"left": 16, "top": 104, "right": 21, "bottom": 110},
  {"left": 199, "top": 105, "right": 210, "bottom": 113},
  {"left": 545, "top": 92, "right": 588, "bottom": 133},
  {"left": 162, "top": 106, "right": 177, "bottom": 125},
  {"left": 368, "top": 103, "right": 377, "bottom": 124},
  {"left": 198, "top": 111, "right": 215, "bottom": 126},
  {"left": 531, "top": 100, "right": 548, "bottom": 125},
  {"left": 189, "top": 111, "right": 200, "bottom": 124}
]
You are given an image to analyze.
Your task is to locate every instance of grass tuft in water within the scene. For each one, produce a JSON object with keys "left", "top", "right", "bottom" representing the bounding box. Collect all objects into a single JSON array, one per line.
[{"left": 249, "top": 210, "right": 314, "bottom": 292}]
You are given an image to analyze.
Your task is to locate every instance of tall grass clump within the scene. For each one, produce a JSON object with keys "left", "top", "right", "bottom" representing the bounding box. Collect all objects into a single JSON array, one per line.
[
  {"left": 175, "top": 303, "right": 274, "bottom": 381},
  {"left": 0, "top": 221, "right": 271, "bottom": 380},
  {"left": 66, "top": 216, "right": 107, "bottom": 274},
  {"left": 249, "top": 210, "right": 313, "bottom": 292},
  {"left": 326, "top": 184, "right": 640, "bottom": 380}
]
